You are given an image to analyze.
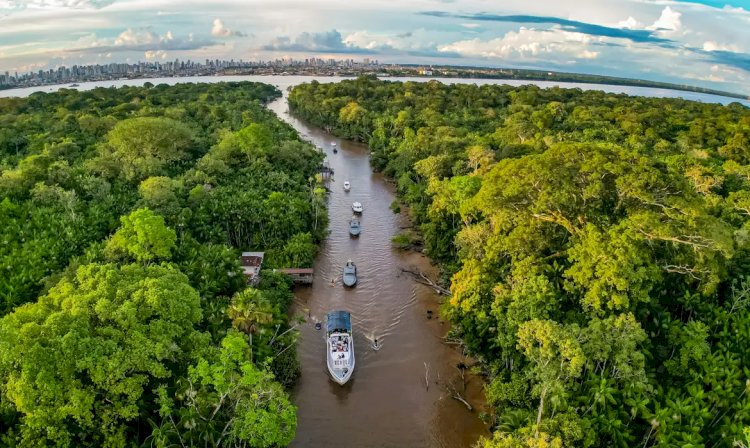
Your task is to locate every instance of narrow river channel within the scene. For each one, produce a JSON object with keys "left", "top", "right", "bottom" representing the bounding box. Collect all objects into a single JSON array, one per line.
[{"left": 266, "top": 90, "right": 489, "bottom": 447}]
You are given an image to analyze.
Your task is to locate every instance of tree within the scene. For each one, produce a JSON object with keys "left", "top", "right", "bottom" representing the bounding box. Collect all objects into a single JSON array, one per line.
[
  {"left": 101, "top": 116, "right": 194, "bottom": 181},
  {"left": 105, "top": 208, "right": 176, "bottom": 263},
  {"left": 281, "top": 232, "right": 316, "bottom": 268},
  {"left": 149, "top": 331, "right": 296, "bottom": 448},
  {"left": 227, "top": 288, "right": 275, "bottom": 362},
  {"left": 138, "top": 176, "right": 181, "bottom": 218},
  {"left": 0, "top": 262, "right": 205, "bottom": 447}
]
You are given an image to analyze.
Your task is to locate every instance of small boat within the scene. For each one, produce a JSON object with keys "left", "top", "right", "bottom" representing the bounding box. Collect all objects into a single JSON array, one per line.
[
  {"left": 331, "top": 142, "right": 337, "bottom": 147},
  {"left": 343, "top": 181, "right": 351, "bottom": 192},
  {"left": 343, "top": 259, "right": 357, "bottom": 287},
  {"left": 352, "top": 202, "right": 363, "bottom": 214},
  {"left": 333, "top": 147, "right": 338, "bottom": 154},
  {"left": 326, "top": 311, "right": 355, "bottom": 385},
  {"left": 349, "top": 217, "right": 361, "bottom": 237}
]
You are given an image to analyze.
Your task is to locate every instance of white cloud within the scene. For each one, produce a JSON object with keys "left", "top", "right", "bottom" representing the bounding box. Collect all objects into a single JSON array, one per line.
[
  {"left": 461, "top": 23, "right": 480, "bottom": 29},
  {"left": 438, "top": 27, "right": 599, "bottom": 61},
  {"left": 144, "top": 49, "right": 167, "bottom": 59},
  {"left": 649, "top": 6, "right": 681, "bottom": 31},
  {"left": 702, "top": 41, "right": 740, "bottom": 52},
  {"left": 211, "top": 18, "right": 246, "bottom": 37},
  {"left": 115, "top": 28, "right": 173, "bottom": 46},
  {"left": 2, "top": 0, "right": 113, "bottom": 9},
  {"left": 617, "top": 16, "right": 642, "bottom": 29}
]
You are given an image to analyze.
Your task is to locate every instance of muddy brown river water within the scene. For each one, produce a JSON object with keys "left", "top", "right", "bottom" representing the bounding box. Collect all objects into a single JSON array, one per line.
[{"left": 266, "top": 91, "right": 489, "bottom": 447}]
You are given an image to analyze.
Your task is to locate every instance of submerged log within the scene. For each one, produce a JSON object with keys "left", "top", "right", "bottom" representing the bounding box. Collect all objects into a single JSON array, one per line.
[{"left": 400, "top": 267, "right": 451, "bottom": 296}]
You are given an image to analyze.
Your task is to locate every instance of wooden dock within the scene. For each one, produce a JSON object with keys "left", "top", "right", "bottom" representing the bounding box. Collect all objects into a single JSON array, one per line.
[{"left": 275, "top": 268, "right": 314, "bottom": 284}]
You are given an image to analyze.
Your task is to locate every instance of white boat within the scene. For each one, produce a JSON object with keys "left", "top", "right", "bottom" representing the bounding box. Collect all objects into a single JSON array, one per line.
[
  {"left": 349, "top": 217, "right": 361, "bottom": 237},
  {"left": 343, "top": 259, "right": 357, "bottom": 287},
  {"left": 331, "top": 142, "right": 337, "bottom": 147},
  {"left": 343, "top": 181, "right": 351, "bottom": 192},
  {"left": 352, "top": 201, "right": 363, "bottom": 214},
  {"left": 326, "top": 311, "right": 355, "bottom": 385}
]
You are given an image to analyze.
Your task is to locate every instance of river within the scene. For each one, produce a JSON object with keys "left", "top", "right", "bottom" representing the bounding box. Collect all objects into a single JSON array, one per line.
[
  {"left": 1, "top": 75, "right": 749, "bottom": 106},
  {"left": 266, "top": 90, "right": 489, "bottom": 447}
]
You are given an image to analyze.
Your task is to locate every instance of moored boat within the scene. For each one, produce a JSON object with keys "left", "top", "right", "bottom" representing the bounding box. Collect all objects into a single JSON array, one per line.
[
  {"left": 352, "top": 201, "right": 363, "bottom": 213},
  {"left": 343, "top": 259, "right": 357, "bottom": 286},
  {"left": 349, "top": 217, "right": 361, "bottom": 237},
  {"left": 326, "top": 310, "right": 355, "bottom": 385},
  {"left": 343, "top": 181, "right": 351, "bottom": 191}
]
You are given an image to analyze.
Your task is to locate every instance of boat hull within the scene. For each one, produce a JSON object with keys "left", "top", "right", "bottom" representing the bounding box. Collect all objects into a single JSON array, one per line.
[{"left": 326, "top": 311, "right": 355, "bottom": 386}]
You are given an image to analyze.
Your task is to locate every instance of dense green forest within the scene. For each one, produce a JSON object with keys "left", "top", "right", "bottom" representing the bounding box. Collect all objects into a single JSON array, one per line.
[
  {"left": 289, "top": 77, "right": 750, "bottom": 447},
  {"left": 0, "top": 82, "right": 327, "bottom": 447}
]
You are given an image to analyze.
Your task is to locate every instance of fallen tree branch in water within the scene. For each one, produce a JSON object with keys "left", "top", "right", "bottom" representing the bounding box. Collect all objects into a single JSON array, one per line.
[
  {"left": 400, "top": 267, "right": 451, "bottom": 296},
  {"left": 451, "top": 392, "right": 473, "bottom": 411},
  {"left": 424, "top": 362, "right": 430, "bottom": 391},
  {"left": 446, "top": 381, "right": 473, "bottom": 411}
]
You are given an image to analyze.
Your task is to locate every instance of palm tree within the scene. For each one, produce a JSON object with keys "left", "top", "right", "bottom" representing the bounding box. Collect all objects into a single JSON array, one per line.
[{"left": 227, "top": 288, "right": 274, "bottom": 363}]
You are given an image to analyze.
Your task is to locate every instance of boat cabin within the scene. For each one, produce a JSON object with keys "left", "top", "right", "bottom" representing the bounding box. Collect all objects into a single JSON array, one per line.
[{"left": 329, "top": 333, "right": 351, "bottom": 367}]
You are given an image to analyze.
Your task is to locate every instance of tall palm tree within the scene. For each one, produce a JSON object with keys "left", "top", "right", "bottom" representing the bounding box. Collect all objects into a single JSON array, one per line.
[{"left": 227, "top": 288, "right": 274, "bottom": 363}]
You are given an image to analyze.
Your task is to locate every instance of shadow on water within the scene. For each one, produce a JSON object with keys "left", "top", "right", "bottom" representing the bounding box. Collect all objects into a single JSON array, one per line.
[{"left": 266, "top": 88, "right": 489, "bottom": 448}]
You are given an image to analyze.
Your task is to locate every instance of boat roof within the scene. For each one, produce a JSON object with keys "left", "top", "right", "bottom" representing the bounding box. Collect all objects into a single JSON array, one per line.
[{"left": 327, "top": 310, "right": 351, "bottom": 332}]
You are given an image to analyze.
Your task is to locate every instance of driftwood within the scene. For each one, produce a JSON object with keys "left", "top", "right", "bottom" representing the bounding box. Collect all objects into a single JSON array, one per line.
[
  {"left": 425, "top": 362, "right": 430, "bottom": 391},
  {"left": 446, "top": 380, "right": 473, "bottom": 411},
  {"left": 400, "top": 267, "right": 451, "bottom": 296},
  {"left": 451, "top": 391, "right": 473, "bottom": 411}
]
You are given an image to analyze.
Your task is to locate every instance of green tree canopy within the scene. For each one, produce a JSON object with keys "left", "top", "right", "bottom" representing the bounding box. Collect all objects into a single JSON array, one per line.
[
  {"left": 101, "top": 116, "right": 194, "bottom": 181},
  {"left": 106, "top": 208, "right": 176, "bottom": 263},
  {"left": 0, "top": 262, "right": 205, "bottom": 447}
]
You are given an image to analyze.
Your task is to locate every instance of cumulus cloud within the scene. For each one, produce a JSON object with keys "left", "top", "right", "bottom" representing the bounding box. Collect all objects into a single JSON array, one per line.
[
  {"left": 59, "top": 28, "right": 219, "bottom": 54},
  {"left": 2, "top": 0, "right": 113, "bottom": 9},
  {"left": 262, "top": 29, "right": 373, "bottom": 54},
  {"left": 421, "top": 12, "right": 672, "bottom": 44},
  {"left": 144, "top": 49, "right": 168, "bottom": 60},
  {"left": 617, "top": 17, "right": 642, "bottom": 30},
  {"left": 649, "top": 6, "right": 682, "bottom": 31},
  {"left": 211, "top": 18, "right": 246, "bottom": 37},
  {"left": 438, "top": 27, "right": 600, "bottom": 61},
  {"left": 703, "top": 41, "right": 740, "bottom": 52}
]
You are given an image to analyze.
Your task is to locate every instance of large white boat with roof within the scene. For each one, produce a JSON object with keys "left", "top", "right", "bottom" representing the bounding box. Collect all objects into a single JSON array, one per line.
[{"left": 326, "top": 310, "right": 355, "bottom": 385}]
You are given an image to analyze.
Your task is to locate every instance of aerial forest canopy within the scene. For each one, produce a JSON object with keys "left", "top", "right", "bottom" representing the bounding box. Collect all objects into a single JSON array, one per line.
[
  {"left": 0, "top": 82, "right": 326, "bottom": 447},
  {"left": 289, "top": 77, "right": 750, "bottom": 447}
]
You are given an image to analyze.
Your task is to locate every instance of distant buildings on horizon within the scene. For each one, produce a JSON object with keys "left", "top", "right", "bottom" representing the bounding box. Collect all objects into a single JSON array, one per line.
[{"left": 0, "top": 57, "right": 385, "bottom": 88}]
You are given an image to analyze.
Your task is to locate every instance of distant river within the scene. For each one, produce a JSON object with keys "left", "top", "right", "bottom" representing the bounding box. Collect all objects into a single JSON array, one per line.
[{"left": 1, "top": 74, "right": 749, "bottom": 106}]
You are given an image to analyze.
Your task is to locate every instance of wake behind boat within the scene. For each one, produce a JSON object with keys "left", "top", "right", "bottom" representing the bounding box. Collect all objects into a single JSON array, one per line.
[
  {"left": 326, "top": 311, "right": 355, "bottom": 385},
  {"left": 343, "top": 259, "right": 357, "bottom": 286}
]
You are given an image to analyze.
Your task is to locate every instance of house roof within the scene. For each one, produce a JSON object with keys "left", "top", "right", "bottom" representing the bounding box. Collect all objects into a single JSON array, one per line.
[{"left": 240, "top": 252, "right": 264, "bottom": 267}]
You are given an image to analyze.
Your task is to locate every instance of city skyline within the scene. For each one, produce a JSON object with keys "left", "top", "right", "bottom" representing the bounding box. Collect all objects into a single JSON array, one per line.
[{"left": 1, "top": 0, "right": 749, "bottom": 94}]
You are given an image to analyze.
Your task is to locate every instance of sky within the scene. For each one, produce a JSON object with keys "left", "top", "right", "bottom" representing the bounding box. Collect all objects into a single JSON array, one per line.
[{"left": 0, "top": 0, "right": 749, "bottom": 94}]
